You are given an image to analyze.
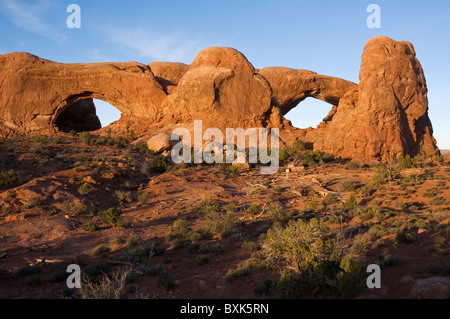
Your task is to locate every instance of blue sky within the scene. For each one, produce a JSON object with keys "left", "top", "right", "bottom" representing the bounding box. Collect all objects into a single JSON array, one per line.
[{"left": 0, "top": 0, "right": 449, "bottom": 148}]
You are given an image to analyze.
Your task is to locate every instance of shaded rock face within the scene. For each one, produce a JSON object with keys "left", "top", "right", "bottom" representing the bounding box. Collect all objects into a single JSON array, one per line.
[
  {"left": 0, "top": 36, "right": 439, "bottom": 162},
  {"left": 148, "top": 62, "right": 190, "bottom": 94},
  {"left": 55, "top": 99, "right": 101, "bottom": 133}
]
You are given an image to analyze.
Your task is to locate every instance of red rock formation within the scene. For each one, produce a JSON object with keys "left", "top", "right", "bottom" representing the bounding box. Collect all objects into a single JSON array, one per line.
[
  {"left": 304, "top": 36, "right": 439, "bottom": 162},
  {"left": 0, "top": 52, "right": 167, "bottom": 134},
  {"left": 0, "top": 36, "right": 440, "bottom": 162}
]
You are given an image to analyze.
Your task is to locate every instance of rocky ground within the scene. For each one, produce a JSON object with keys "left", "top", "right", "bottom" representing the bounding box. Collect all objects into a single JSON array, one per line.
[{"left": 0, "top": 132, "right": 449, "bottom": 299}]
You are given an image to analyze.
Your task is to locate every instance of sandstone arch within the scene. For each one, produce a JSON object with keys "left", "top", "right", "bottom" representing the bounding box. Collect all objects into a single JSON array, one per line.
[{"left": 258, "top": 67, "right": 357, "bottom": 117}]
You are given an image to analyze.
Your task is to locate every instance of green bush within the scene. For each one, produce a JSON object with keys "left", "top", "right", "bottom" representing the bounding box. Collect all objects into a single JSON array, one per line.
[
  {"left": 345, "top": 193, "right": 358, "bottom": 209},
  {"left": 26, "top": 196, "right": 44, "bottom": 209},
  {"left": 151, "top": 155, "right": 171, "bottom": 173},
  {"left": 302, "top": 151, "right": 334, "bottom": 167},
  {"left": 196, "top": 255, "right": 210, "bottom": 266},
  {"left": 101, "top": 208, "right": 123, "bottom": 227},
  {"left": 92, "top": 244, "right": 111, "bottom": 257},
  {"left": 126, "top": 235, "right": 143, "bottom": 247},
  {"left": 115, "top": 191, "right": 132, "bottom": 205},
  {"left": 396, "top": 230, "right": 414, "bottom": 245},
  {"left": 397, "top": 154, "right": 415, "bottom": 169},
  {"left": 168, "top": 219, "right": 192, "bottom": 238},
  {"left": 78, "top": 183, "right": 92, "bottom": 196},
  {"left": 0, "top": 169, "right": 24, "bottom": 186},
  {"left": 204, "top": 211, "right": 239, "bottom": 236},
  {"left": 79, "top": 132, "right": 93, "bottom": 145},
  {"left": 248, "top": 204, "right": 262, "bottom": 216},
  {"left": 61, "top": 201, "right": 87, "bottom": 217},
  {"left": 82, "top": 223, "right": 99, "bottom": 232},
  {"left": 17, "top": 265, "right": 41, "bottom": 277}
]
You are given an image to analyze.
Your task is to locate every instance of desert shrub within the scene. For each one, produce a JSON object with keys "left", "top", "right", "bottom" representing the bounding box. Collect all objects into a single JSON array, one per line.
[
  {"left": 26, "top": 196, "right": 44, "bottom": 209},
  {"left": 79, "top": 268, "right": 134, "bottom": 299},
  {"left": 372, "top": 165, "right": 401, "bottom": 185},
  {"left": 360, "top": 185, "right": 376, "bottom": 197},
  {"left": 323, "top": 193, "right": 339, "bottom": 206},
  {"left": 253, "top": 280, "right": 274, "bottom": 297},
  {"left": 426, "top": 260, "right": 450, "bottom": 276},
  {"left": 262, "top": 218, "right": 365, "bottom": 297},
  {"left": 79, "top": 132, "right": 93, "bottom": 145},
  {"left": 397, "top": 154, "right": 415, "bottom": 169},
  {"left": 223, "top": 230, "right": 248, "bottom": 241},
  {"left": 78, "top": 183, "right": 92, "bottom": 196},
  {"left": 302, "top": 151, "right": 334, "bottom": 167},
  {"left": 82, "top": 223, "right": 99, "bottom": 232},
  {"left": 279, "top": 147, "right": 294, "bottom": 162},
  {"left": 126, "top": 235, "right": 143, "bottom": 247},
  {"left": 345, "top": 160, "right": 360, "bottom": 170},
  {"left": 115, "top": 191, "right": 133, "bottom": 205},
  {"left": 337, "top": 180, "right": 357, "bottom": 192},
  {"left": 61, "top": 201, "right": 87, "bottom": 217},
  {"left": 92, "top": 245, "right": 111, "bottom": 257},
  {"left": 196, "top": 255, "right": 210, "bottom": 266},
  {"left": 396, "top": 230, "right": 414, "bottom": 245},
  {"left": 101, "top": 208, "right": 123, "bottom": 227},
  {"left": 112, "top": 136, "right": 130, "bottom": 148},
  {"left": 138, "top": 194, "right": 149, "bottom": 205},
  {"left": 150, "top": 155, "right": 171, "bottom": 173},
  {"left": 170, "top": 238, "right": 190, "bottom": 250},
  {"left": 273, "top": 185, "right": 283, "bottom": 192},
  {"left": 146, "top": 266, "right": 165, "bottom": 277},
  {"left": 262, "top": 219, "right": 339, "bottom": 274},
  {"left": 429, "top": 197, "right": 446, "bottom": 206},
  {"left": 345, "top": 193, "right": 358, "bottom": 209},
  {"left": 204, "top": 211, "right": 239, "bottom": 236},
  {"left": 158, "top": 271, "right": 176, "bottom": 291},
  {"left": 292, "top": 139, "right": 307, "bottom": 151},
  {"left": 241, "top": 241, "right": 261, "bottom": 252},
  {"left": 228, "top": 165, "right": 238, "bottom": 173},
  {"left": 0, "top": 169, "right": 25, "bottom": 186},
  {"left": 224, "top": 266, "right": 250, "bottom": 282},
  {"left": 17, "top": 265, "right": 41, "bottom": 277},
  {"left": 199, "top": 243, "right": 224, "bottom": 255},
  {"left": 225, "top": 202, "right": 237, "bottom": 213},
  {"left": 133, "top": 143, "right": 151, "bottom": 154},
  {"left": 168, "top": 219, "right": 192, "bottom": 238},
  {"left": 248, "top": 204, "right": 262, "bottom": 216},
  {"left": 373, "top": 254, "right": 399, "bottom": 268},
  {"left": 266, "top": 206, "right": 298, "bottom": 226}
]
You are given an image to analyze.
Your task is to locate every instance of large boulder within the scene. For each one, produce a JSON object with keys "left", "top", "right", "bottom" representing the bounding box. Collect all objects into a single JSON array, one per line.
[
  {"left": 410, "top": 277, "right": 450, "bottom": 299},
  {"left": 160, "top": 47, "right": 278, "bottom": 130}
]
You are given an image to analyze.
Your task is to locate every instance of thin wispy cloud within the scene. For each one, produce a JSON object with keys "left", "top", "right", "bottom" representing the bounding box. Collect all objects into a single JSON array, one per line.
[
  {"left": 0, "top": 0, "right": 66, "bottom": 42},
  {"left": 102, "top": 26, "right": 204, "bottom": 63}
]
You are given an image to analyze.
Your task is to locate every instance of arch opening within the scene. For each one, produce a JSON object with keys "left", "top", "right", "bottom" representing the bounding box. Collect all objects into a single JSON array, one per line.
[
  {"left": 283, "top": 97, "right": 336, "bottom": 130},
  {"left": 54, "top": 98, "right": 122, "bottom": 133}
]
